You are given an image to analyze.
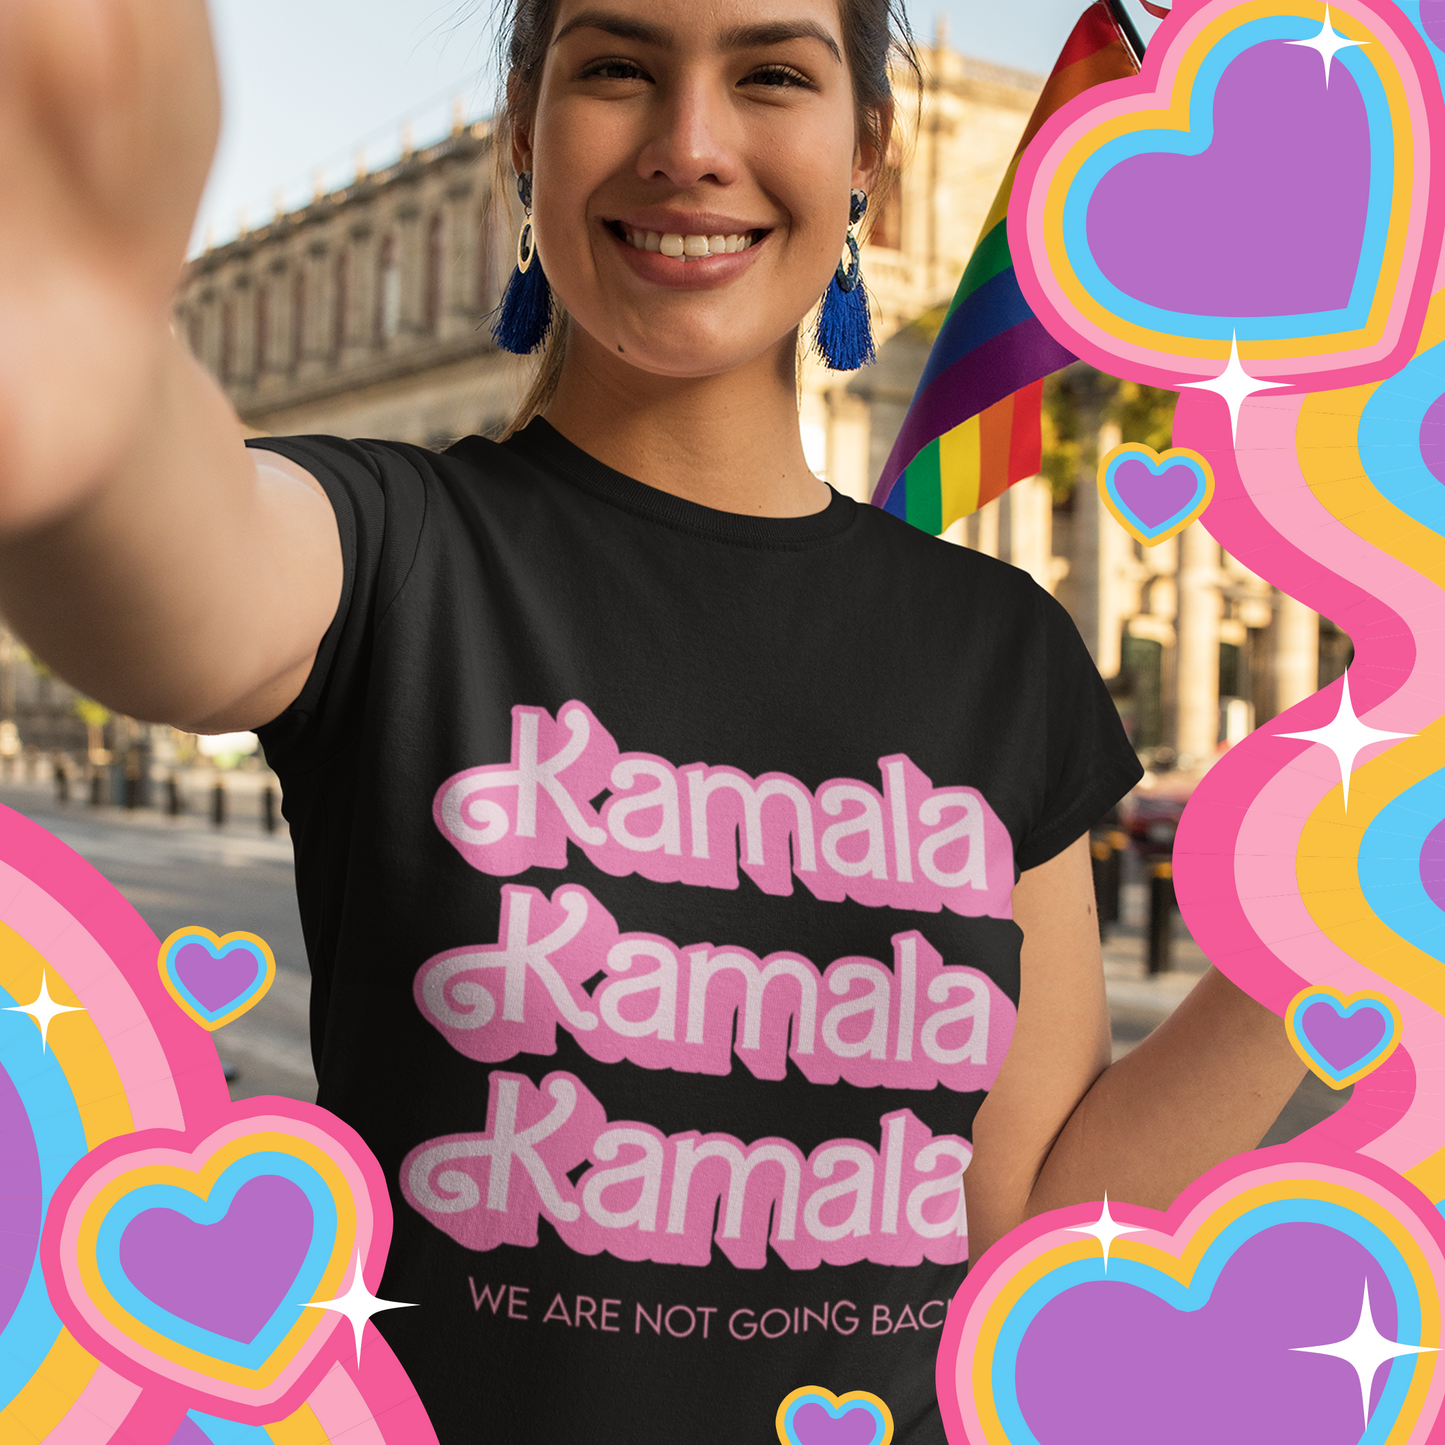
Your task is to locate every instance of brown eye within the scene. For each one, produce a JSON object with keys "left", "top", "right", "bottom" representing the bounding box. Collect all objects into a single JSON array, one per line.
[
  {"left": 580, "top": 57, "right": 647, "bottom": 81},
  {"left": 742, "top": 65, "right": 811, "bottom": 88}
]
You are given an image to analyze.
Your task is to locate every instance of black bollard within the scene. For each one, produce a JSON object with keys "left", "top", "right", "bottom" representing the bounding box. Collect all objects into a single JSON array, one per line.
[
  {"left": 262, "top": 784, "right": 277, "bottom": 834},
  {"left": 1147, "top": 861, "right": 1175, "bottom": 975},
  {"left": 166, "top": 775, "right": 182, "bottom": 816},
  {"left": 1090, "top": 836, "right": 1113, "bottom": 938},
  {"left": 89, "top": 771, "right": 103, "bottom": 807},
  {"left": 211, "top": 778, "right": 226, "bottom": 829},
  {"left": 55, "top": 761, "right": 69, "bottom": 805}
]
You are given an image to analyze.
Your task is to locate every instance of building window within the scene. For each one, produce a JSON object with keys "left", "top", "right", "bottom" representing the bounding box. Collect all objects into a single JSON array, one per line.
[
  {"left": 1319, "top": 618, "right": 1354, "bottom": 689},
  {"left": 377, "top": 235, "right": 401, "bottom": 340},
  {"left": 424, "top": 212, "right": 444, "bottom": 331},
  {"left": 220, "top": 301, "right": 235, "bottom": 383},
  {"left": 477, "top": 200, "right": 498, "bottom": 314},
  {"left": 1120, "top": 634, "right": 1164, "bottom": 751},
  {"left": 1218, "top": 641, "right": 1243, "bottom": 701},
  {"left": 292, "top": 270, "right": 307, "bottom": 368},
  {"left": 333, "top": 250, "right": 349, "bottom": 355},
  {"left": 255, "top": 284, "right": 270, "bottom": 376}
]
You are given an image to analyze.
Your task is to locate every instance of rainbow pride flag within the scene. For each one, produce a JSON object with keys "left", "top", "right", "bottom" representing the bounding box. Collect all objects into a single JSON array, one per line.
[{"left": 872, "top": 3, "right": 1140, "bottom": 532}]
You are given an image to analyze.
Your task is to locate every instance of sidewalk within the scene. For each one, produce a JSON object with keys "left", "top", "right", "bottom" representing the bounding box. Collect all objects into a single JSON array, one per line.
[
  {"left": 1098, "top": 852, "right": 1349, "bottom": 1144},
  {"left": 0, "top": 774, "right": 294, "bottom": 869},
  {"left": 1100, "top": 866, "right": 1210, "bottom": 1060}
]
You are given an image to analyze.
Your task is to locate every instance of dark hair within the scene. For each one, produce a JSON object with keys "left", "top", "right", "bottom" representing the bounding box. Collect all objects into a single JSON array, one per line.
[{"left": 486, "top": 0, "right": 921, "bottom": 433}]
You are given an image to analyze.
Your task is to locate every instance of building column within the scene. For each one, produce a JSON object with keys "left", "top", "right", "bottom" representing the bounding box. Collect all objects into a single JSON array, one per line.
[
  {"left": 1072, "top": 420, "right": 1138, "bottom": 679},
  {"left": 973, "top": 497, "right": 1000, "bottom": 557},
  {"left": 1174, "top": 521, "right": 1222, "bottom": 765},
  {"left": 999, "top": 474, "right": 1054, "bottom": 591},
  {"left": 1273, "top": 590, "right": 1320, "bottom": 716}
]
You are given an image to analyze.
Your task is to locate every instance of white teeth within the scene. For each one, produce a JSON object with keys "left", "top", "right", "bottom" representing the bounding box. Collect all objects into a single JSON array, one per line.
[{"left": 623, "top": 227, "right": 755, "bottom": 258}]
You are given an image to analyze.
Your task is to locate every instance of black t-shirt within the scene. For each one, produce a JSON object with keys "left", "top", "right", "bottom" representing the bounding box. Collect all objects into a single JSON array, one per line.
[{"left": 252, "top": 419, "right": 1142, "bottom": 1445}]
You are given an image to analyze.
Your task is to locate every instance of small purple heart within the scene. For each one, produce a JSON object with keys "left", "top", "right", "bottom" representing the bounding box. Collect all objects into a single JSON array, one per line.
[
  {"left": 1300, "top": 1000, "right": 1388, "bottom": 1072},
  {"left": 1113, "top": 459, "right": 1201, "bottom": 529},
  {"left": 118, "top": 1175, "right": 313, "bottom": 1344},
  {"left": 174, "top": 940, "right": 262, "bottom": 1013},
  {"left": 792, "top": 1403, "right": 881, "bottom": 1445}
]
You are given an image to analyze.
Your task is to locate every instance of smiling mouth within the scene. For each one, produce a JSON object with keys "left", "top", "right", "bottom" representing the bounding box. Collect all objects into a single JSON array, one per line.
[{"left": 607, "top": 221, "right": 764, "bottom": 259}]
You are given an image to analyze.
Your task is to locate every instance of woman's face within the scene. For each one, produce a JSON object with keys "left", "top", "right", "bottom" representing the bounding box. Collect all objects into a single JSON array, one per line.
[{"left": 517, "top": 0, "right": 878, "bottom": 380}]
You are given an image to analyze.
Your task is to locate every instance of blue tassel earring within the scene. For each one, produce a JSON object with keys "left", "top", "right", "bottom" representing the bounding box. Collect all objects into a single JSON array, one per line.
[
  {"left": 814, "top": 189, "right": 876, "bottom": 371},
  {"left": 492, "top": 171, "right": 555, "bottom": 355}
]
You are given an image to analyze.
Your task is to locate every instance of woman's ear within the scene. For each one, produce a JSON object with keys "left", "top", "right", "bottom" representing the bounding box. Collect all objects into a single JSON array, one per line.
[
  {"left": 853, "top": 98, "right": 894, "bottom": 195},
  {"left": 507, "top": 73, "right": 535, "bottom": 178}
]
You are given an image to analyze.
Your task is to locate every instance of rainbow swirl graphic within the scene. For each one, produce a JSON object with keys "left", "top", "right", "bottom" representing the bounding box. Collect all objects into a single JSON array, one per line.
[
  {"left": 937, "top": 1, "right": 1445, "bottom": 1441},
  {"left": 0, "top": 805, "right": 436, "bottom": 1444}
]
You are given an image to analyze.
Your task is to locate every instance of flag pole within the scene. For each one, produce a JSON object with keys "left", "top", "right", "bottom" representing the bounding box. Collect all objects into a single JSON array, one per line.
[{"left": 1106, "top": 0, "right": 1148, "bottom": 66}]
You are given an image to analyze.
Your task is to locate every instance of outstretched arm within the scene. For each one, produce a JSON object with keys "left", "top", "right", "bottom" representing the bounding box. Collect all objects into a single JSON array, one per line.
[
  {"left": 964, "top": 835, "right": 1305, "bottom": 1264},
  {"left": 0, "top": 0, "right": 340, "bottom": 731}
]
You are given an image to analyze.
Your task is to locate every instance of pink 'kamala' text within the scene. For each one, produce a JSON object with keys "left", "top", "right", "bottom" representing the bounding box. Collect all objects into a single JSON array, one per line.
[
  {"left": 415, "top": 883, "right": 1014, "bottom": 1092},
  {"left": 434, "top": 703, "right": 1015, "bottom": 916},
  {"left": 403, "top": 1069, "right": 971, "bottom": 1270}
]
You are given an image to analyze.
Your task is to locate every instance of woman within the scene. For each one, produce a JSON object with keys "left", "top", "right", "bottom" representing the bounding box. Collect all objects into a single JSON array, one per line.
[{"left": 0, "top": 0, "right": 1306, "bottom": 1439}]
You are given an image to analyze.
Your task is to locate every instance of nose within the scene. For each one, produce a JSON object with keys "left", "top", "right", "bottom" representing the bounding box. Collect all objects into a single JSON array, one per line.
[{"left": 633, "top": 73, "right": 740, "bottom": 191}]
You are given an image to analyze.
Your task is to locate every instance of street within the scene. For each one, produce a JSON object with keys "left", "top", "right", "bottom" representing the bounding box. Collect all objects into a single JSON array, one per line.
[
  {"left": 0, "top": 779, "right": 316, "bottom": 1104},
  {"left": 0, "top": 778, "right": 1347, "bottom": 1142}
]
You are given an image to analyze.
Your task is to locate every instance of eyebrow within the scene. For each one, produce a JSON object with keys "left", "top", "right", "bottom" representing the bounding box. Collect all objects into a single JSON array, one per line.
[{"left": 552, "top": 11, "right": 843, "bottom": 65}]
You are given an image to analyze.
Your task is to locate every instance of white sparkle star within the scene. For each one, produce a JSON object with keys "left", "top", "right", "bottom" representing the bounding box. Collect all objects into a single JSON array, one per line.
[
  {"left": 1286, "top": 6, "right": 1367, "bottom": 87},
  {"left": 4, "top": 970, "right": 85, "bottom": 1051},
  {"left": 1179, "top": 333, "right": 1289, "bottom": 444},
  {"left": 1291, "top": 1281, "right": 1435, "bottom": 1426},
  {"left": 1278, "top": 670, "right": 1411, "bottom": 810},
  {"left": 1066, "top": 1194, "right": 1145, "bottom": 1273},
  {"left": 303, "top": 1252, "right": 416, "bottom": 1366}
]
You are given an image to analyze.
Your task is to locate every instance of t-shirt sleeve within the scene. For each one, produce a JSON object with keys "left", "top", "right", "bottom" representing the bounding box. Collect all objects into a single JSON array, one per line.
[
  {"left": 1014, "top": 587, "right": 1144, "bottom": 873},
  {"left": 248, "top": 435, "right": 427, "bottom": 775}
]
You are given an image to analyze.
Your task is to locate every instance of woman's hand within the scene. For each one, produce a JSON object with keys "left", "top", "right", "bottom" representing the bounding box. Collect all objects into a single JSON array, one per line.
[
  {"left": 0, "top": 0, "right": 342, "bottom": 733},
  {"left": 964, "top": 835, "right": 1306, "bottom": 1265},
  {"left": 0, "top": 0, "right": 219, "bottom": 530}
]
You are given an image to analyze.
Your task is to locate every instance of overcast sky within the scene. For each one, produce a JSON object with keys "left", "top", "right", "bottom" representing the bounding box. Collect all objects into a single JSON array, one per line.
[{"left": 192, "top": 0, "right": 1163, "bottom": 253}]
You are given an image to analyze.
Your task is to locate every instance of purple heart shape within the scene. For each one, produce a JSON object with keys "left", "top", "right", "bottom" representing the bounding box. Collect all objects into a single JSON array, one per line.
[
  {"left": 1301, "top": 1000, "right": 1388, "bottom": 1072},
  {"left": 165, "top": 1421, "right": 211, "bottom": 1445},
  {"left": 1017, "top": 1223, "right": 1398, "bottom": 1444},
  {"left": 792, "top": 1403, "right": 881, "bottom": 1445},
  {"left": 1420, "top": 392, "right": 1445, "bottom": 486},
  {"left": 174, "top": 940, "right": 262, "bottom": 1013},
  {"left": 1419, "top": 817, "right": 1445, "bottom": 908},
  {"left": 1421, "top": 2, "right": 1445, "bottom": 51},
  {"left": 1113, "top": 459, "right": 1201, "bottom": 529},
  {"left": 0, "top": 1060, "right": 42, "bottom": 1335},
  {"left": 118, "top": 1175, "right": 313, "bottom": 1344},
  {"left": 1087, "top": 42, "right": 1372, "bottom": 317}
]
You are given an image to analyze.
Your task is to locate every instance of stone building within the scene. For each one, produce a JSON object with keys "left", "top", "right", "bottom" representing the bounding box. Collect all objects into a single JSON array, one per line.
[
  {"left": 173, "top": 33, "right": 1046, "bottom": 483},
  {"left": 0, "top": 35, "right": 1346, "bottom": 774}
]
